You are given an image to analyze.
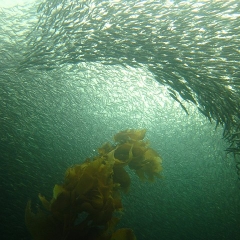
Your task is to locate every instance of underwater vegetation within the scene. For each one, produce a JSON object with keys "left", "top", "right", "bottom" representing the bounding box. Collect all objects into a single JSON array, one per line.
[{"left": 25, "top": 129, "right": 162, "bottom": 240}]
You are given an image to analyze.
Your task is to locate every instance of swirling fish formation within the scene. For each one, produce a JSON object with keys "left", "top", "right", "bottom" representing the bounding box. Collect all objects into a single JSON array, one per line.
[{"left": 1, "top": 0, "right": 240, "bottom": 157}]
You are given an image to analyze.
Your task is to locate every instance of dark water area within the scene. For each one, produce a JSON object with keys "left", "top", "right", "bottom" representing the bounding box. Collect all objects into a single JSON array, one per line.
[{"left": 0, "top": 0, "right": 240, "bottom": 240}]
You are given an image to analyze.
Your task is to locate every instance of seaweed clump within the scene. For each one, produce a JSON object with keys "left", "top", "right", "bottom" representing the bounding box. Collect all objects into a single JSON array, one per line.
[{"left": 25, "top": 129, "right": 163, "bottom": 240}]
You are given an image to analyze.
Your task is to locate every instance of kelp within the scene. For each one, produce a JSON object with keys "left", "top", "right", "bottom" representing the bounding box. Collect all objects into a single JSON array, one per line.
[{"left": 25, "top": 129, "right": 162, "bottom": 239}]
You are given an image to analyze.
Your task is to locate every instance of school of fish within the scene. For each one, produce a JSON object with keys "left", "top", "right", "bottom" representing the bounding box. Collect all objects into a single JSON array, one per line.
[{"left": 0, "top": 0, "right": 240, "bottom": 158}]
